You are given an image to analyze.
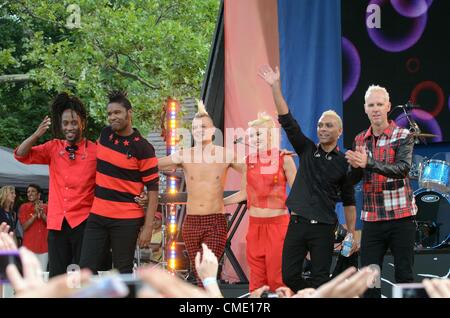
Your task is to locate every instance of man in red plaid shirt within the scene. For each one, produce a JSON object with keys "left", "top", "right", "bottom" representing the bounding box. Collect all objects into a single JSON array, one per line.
[{"left": 346, "top": 85, "right": 417, "bottom": 298}]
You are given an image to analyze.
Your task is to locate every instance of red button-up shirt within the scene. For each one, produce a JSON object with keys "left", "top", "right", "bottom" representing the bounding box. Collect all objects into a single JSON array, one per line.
[
  {"left": 14, "top": 139, "right": 97, "bottom": 230},
  {"left": 18, "top": 202, "right": 48, "bottom": 253}
]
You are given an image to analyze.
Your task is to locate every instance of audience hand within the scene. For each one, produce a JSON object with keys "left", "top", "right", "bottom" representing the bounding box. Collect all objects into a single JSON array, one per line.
[
  {"left": 423, "top": 278, "right": 450, "bottom": 298},
  {"left": 195, "top": 243, "right": 218, "bottom": 281},
  {"left": 309, "top": 266, "right": 378, "bottom": 298},
  {"left": 137, "top": 266, "right": 212, "bottom": 298}
]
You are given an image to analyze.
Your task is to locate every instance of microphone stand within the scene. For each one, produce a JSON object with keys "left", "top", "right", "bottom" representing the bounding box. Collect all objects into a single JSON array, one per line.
[{"left": 399, "top": 103, "right": 422, "bottom": 144}]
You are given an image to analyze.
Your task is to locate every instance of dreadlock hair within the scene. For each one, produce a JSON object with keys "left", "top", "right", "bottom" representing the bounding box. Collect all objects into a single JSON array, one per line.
[
  {"left": 108, "top": 90, "right": 132, "bottom": 110},
  {"left": 50, "top": 92, "right": 87, "bottom": 139}
]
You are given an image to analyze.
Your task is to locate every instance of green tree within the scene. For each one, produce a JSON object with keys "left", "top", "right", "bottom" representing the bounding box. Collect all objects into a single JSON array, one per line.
[{"left": 0, "top": 0, "right": 219, "bottom": 148}]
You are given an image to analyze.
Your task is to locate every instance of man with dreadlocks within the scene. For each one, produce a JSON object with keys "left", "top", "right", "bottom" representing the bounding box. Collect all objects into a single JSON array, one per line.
[
  {"left": 158, "top": 100, "right": 242, "bottom": 286},
  {"left": 14, "top": 92, "right": 97, "bottom": 277},
  {"left": 79, "top": 91, "right": 159, "bottom": 274}
]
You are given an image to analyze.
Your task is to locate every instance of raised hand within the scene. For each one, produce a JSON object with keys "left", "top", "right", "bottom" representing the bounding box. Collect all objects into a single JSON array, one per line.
[
  {"left": 292, "top": 288, "right": 316, "bottom": 298},
  {"left": 275, "top": 286, "right": 294, "bottom": 298},
  {"left": 0, "top": 232, "right": 18, "bottom": 250},
  {"left": 310, "top": 266, "right": 378, "bottom": 298},
  {"left": 34, "top": 116, "right": 51, "bottom": 138},
  {"left": 0, "top": 222, "right": 12, "bottom": 235},
  {"left": 423, "top": 278, "right": 450, "bottom": 298},
  {"left": 138, "top": 266, "right": 211, "bottom": 298},
  {"left": 258, "top": 65, "right": 280, "bottom": 86},
  {"left": 7, "top": 247, "right": 92, "bottom": 298},
  {"left": 195, "top": 243, "right": 218, "bottom": 281}
]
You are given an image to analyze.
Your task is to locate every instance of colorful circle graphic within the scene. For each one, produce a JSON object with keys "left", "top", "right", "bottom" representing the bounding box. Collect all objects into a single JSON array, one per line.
[
  {"left": 367, "top": 0, "right": 428, "bottom": 52},
  {"left": 342, "top": 37, "right": 361, "bottom": 102},
  {"left": 410, "top": 81, "right": 444, "bottom": 118},
  {"left": 406, "top": 57, "right": 420, "bottom": 74},
  {"left": 391, "top": 0, "right": 434, "bottom": 18}
]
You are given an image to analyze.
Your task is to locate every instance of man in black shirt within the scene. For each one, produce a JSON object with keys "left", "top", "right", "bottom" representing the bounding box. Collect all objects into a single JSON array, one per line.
[{"left": 259, "top": 65, "right": 357, "bottom": 292}]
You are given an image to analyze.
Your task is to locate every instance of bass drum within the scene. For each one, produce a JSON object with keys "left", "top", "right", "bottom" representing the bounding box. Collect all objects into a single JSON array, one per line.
[{"left": 414, "top": 189, "right": 450, "bottom": 247}]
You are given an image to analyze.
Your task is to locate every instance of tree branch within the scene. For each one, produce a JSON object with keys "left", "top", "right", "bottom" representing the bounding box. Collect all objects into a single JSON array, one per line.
[
  {"left": 155, "top": 3, "right": 178, "bottom": 26},
  {"left": 0, "top": 74, "right": 31, "bottom": 83},
  {"left": 119, "top": 52, "right": 142, "bottom": 72},
  {"left": 18, "top": 2, "right": 65, "bottom": 28},
  {"left": 108, "top": 64, "right": 160, "bottom": 90},
  {"left": 93, "top": 40, "right": 159, "bottom": 90}
]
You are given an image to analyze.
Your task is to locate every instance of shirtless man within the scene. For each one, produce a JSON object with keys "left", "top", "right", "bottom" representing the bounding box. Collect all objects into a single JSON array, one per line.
[{"left": 158, "top": 101, "right": 242, "bottom": 286}]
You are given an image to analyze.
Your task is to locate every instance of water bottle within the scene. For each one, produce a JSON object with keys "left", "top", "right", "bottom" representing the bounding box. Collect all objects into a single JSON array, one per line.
[{"left": 341, "top": 233, "right": 353, "bottom": 257}]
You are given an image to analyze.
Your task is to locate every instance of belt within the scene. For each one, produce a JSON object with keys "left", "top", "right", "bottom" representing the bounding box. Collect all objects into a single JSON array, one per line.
[{"left": 291, "top": 214, "right": 319, "bottom": 224}]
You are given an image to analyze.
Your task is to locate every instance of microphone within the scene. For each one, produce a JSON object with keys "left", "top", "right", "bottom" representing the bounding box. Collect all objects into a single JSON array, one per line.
[
  {"left": 233, "top": 136, "right": 257, "bottom": 149},
  {"left": 394, "top": 101, "right": 420, "bottom": 110}
]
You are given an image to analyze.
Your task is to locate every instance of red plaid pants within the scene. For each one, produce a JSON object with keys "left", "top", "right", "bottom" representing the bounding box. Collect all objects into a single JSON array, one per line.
[{"left": 182, "top": 213, "right": 228, "bottom": 286}]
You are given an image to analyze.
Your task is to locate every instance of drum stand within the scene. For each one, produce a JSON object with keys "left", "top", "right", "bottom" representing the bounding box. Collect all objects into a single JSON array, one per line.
[{"left": 416, "top": 221, "right": 440, "bottom": 247}]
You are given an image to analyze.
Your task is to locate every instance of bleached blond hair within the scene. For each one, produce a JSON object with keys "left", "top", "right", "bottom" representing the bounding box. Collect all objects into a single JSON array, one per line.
[
  {"left": 364, "top": 85, "right": 390, "bottom": 104},
  {"left": 320, "top": 110, "right": 343, "bottom": 129},
  {"left": 194, "top": 99, "right": 211, "bottom": 119},
  {"left": 248, "top": 112, "right": 276, "bottom": 128}
]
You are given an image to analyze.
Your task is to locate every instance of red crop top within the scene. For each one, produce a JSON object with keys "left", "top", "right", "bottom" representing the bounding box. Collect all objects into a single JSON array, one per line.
[{"left": 246, "top": 149, "right": 287, "bottom": 209}]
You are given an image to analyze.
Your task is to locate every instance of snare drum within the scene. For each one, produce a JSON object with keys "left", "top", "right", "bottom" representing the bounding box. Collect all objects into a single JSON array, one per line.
[{"left": 419, "top": 159, "right": 450, "bottom": 193}]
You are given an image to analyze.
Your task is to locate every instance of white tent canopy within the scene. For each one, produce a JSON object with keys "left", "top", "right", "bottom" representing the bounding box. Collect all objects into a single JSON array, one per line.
[{"left": 0, "top": 146, "right": 49, "bottom": 190}]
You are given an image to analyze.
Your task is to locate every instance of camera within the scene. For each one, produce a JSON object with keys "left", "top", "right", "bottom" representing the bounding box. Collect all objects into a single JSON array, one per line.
[{"left": 392, "top": 283, "right": 429, "bottom": 298}]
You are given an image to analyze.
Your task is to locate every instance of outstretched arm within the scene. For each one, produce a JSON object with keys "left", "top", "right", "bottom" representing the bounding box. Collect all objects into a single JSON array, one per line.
[
  {"left": 258, "top": 65, "right": 289, "bottom": 115},
  {"left": 158, "top": 151, "right": 182, "bottom": 171},
  {"left": 258, "top": 65, "right": 314, "bottom": 155},
  {"left": 224, "top": 164, "right": 247, "bottom": 206},
  {"left": 16, "top": 116, "right": 51, "bottom": 157}
]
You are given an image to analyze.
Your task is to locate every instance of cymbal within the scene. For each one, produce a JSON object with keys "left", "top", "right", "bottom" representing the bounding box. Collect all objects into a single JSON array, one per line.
[{"left": 411, "top": 132, "right": 438, "bottom": 138}]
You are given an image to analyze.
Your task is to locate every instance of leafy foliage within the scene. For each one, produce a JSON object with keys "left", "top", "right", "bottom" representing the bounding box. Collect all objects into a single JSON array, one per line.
[{"left": 0, "top": 0, "right": 219, "bottom": 148}]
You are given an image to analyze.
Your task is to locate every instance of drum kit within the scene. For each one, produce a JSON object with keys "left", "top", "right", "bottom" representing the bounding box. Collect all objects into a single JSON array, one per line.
[
  {"left": 392, "top": 102, "right": 450, "bottom": 248},
  {"left": 409, "top": 153, "right": 450, "bottom": 248}
]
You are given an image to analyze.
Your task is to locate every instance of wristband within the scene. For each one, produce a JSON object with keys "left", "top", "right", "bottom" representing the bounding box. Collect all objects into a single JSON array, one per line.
[{"left": 202, "top": 277, "right": 217, "bottom": 287}]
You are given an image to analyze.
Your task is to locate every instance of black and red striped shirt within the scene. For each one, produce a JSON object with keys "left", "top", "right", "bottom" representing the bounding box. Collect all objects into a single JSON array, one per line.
[{"left": 91, "top": 126, "right": 159, "bottom": 219}]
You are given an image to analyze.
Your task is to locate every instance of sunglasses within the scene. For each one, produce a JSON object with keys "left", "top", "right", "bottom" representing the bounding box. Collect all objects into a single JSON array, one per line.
[{"left": 65, "top": 145, "right": 79, "bottom": 160}]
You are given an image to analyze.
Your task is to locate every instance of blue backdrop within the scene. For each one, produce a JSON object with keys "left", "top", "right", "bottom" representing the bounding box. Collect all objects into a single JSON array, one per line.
[{"left": 277, "top": 0, "right": 354, "bottom": 226}]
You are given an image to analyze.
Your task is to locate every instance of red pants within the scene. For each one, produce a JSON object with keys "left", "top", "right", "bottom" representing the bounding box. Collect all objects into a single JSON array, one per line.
[
  {"left": 246, "top": 214, "right": 289, "bottom": 292},
  {"left": 182, "top": 213, "right": 227, "bottom": 286}
]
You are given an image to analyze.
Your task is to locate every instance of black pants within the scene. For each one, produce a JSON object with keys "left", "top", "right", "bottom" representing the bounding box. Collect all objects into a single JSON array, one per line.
[
  {"left": 79, "top": 213, "right": 144, "bottom": 274},
  {"left": 48, "top": 218, "right": 86, "bottom": 278},
  {"left": 361, "top": 216, "right": 416, "bottom": 298},
  {"left": 282, "top": 215, "right": 336, "bottom": 292}
]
